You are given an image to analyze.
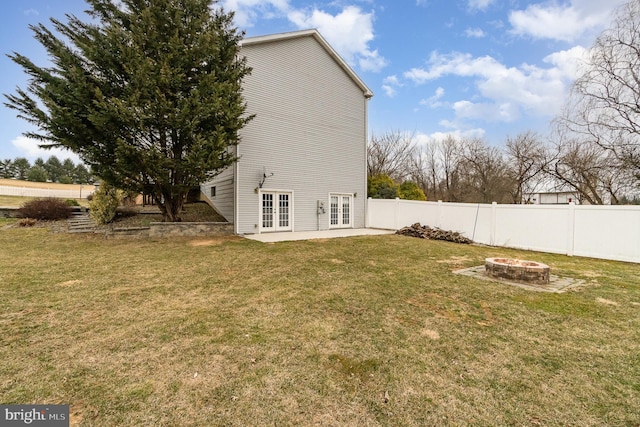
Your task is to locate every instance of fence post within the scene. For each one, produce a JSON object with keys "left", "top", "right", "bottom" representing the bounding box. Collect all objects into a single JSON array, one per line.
[
  {"left": 365, "top": 197, "right": 370, "bottom": 228},
  {"left": 567, "top": 202, "right": 575, "bottom": 256},
  {"left": 490, "top": 202, "right": 497, "bottom": 246},
  {"left": 394, "top": 198, "right": 400, "bottom": 230}
]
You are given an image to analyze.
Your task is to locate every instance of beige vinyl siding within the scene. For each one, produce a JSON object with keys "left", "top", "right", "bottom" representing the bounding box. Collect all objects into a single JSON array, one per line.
[
  {"left": 200, "top": 164, "right": 235, "bottom": 222},
  {"left": 235, "top": 35, "right": 367, "bottom": 234}
]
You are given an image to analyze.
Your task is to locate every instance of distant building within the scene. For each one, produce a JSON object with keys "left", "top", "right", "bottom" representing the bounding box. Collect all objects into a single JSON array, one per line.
[{"left": 527, "top": 191, "right": 580, "bottom": 205}]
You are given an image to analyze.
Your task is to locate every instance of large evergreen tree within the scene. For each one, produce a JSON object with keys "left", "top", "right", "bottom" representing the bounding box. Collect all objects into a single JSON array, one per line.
[
  {"left": 44, "top": 156, "right": 63, "bottom": 183},
  {"left": 4, "top": 0, "right": 252, "bottom": 221},
  {"left": 12, "top": 158, "right": 31, "bottom": 180}
]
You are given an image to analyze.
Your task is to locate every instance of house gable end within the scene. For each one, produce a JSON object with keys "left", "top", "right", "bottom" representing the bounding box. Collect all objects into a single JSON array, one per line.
[{"left": 241, "top": 29, "right": 373, "bottom": 99}]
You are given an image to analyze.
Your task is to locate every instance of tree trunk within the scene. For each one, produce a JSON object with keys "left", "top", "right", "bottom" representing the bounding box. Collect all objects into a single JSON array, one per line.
[
  {"left": 154, "top": 190, "right": 185, "bottom": 222},
  {"left": 165, "top": 195, "right": 184, "bottom": 222}
]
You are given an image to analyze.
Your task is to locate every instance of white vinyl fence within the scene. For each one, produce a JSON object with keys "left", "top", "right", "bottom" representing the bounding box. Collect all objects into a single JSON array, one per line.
[
  {"left": 0, "top": 185, "right": 94, "bottom": 199},
  {"left": 366, "top": 198, "right": 640, "bottom": 264}
]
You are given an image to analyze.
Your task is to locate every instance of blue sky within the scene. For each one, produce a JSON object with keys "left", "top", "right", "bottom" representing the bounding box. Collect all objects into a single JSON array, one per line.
[{"left": 0, "top": 0, "right": 628, "bottom": 163}]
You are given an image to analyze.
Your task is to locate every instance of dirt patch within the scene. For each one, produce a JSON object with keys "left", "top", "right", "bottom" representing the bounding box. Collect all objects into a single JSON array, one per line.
[
  {"left": 596, "top": 297, "right": 619, "bottom": 306},
  {"left": 421, "top": 328, "right": 440, "bottom": 340},
  {"left": 437, "top": 255, "right": 473, "bottom": 268},
  {"left": 58, "top": 280, "right": 83, "bottom": 287},
  {"left": 310, "top": 238, "right": 330, "bottom": 243},
  {"left": 582, "top": 271, "right": 604, "bottom": 278},
  {"left": 188, "top": 238, "right": 230, "bottom": 247},
  {"left": 69, "top": 401, "right": 98, "bottom": 427}
]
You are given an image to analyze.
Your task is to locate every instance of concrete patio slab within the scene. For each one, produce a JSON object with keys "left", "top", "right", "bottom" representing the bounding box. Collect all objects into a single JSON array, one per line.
[{"left": 243, "top": 228, "right": 395, "bottom": 243}]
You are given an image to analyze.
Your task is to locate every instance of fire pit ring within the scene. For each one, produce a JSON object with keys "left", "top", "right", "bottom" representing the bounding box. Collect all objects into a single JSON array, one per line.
[{"left": 485, "top": 258, "right": 550, "bottom": 285}]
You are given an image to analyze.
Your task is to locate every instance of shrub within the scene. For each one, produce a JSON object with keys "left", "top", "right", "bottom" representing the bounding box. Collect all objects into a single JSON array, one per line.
[
  {"left": 399, "top": 181, "right": 427, "bottom": 201},
  {"left": 17, "top": 218, "right": 37, "bottom": 227},
  {"left": 368, "top": 174, "right": 399, "bottom": 199},
  {"left": 90, "top": 183, "right": 124, "bottom": 224},
  {"left": 65, "top": 199, "right": 80, "bottom": 206},
  {"left": 17, "top": 198, "right": 73, "bottom": 220}
]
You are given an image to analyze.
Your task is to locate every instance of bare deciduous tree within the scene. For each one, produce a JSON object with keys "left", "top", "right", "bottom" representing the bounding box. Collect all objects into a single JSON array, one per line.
[
  {"left": 367, "top": 130, "right": 417, "bottom": 181},
  {"left": 545, "top": 136, "right": 636, "bottom": 204},
  {"left": 558, "top": 0, "right": 640, "bottom": 179},
  {"left": 409, "top": 140, "right": 443, "bottom": 201},
  {"left": 504, "top": 131, "right": 548, "bottom": 203},
  {"left": 439, "top": 135, "right": 462, "bottom": 202},
  {"left": 457, "top": 137, "right": 512, "bottom": 203}
]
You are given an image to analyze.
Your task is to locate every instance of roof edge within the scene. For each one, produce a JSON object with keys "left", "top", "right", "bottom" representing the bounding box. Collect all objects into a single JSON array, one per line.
[{"left": 241, "top": 29, "right": 374, "bottom": 99}]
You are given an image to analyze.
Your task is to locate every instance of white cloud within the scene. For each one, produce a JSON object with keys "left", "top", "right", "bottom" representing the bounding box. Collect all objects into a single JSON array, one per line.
[
  {"left": 464, "top": 27, "right": 486, "bottom": 38},
  {"left": 543, "top": 45, "right": 589, "bottom": 80},
  {"left": 468, "top": 0, "right": 495, "bottom": 11},
  {"left": 288, "top": 6, "right": 387, "bottom": 72},
  {"left": 419, "top": 87, "right": 445, "bottom": 108},
  {"left": 453, "top": 100, "right": 520, "bottom": 122},
  {"left": 11, "top": 136, "right": 81, "bottom": 164},
  {"left": 23, "top": 8, "right": 39, "bottom": 16},
  {"left": 404, "top": 52, "right": 504, "bottom": 83},
  {"left": 404, "top": 50, "right": 582, "bottom": 122},
  {"left": 223, "top": 1, "right": 387, "bottom": 73},
  {"left": 220, "top": 0, "right": 290, "bottom": 28},
  {"left": 382, "top": 75, "right": 402, "bottom": 97},
  {"left": 414, "top": 128, "right": 486, "bottom": 146},
  {"left": 508, "top": 0, "right": 626, "bottom": 42}
]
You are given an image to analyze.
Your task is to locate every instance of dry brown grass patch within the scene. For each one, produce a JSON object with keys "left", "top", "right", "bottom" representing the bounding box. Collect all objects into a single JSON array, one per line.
[
  {"left": 436, "top": 255, "right": 474, "bottom": 268},
  {"left": 596, "top": 297, "right": 619, "bottom": 306},
  {"left": 187, "top": 237, "right": 236, "bottom": 247},
  {"left": 420, "top": 328, "right": 440, "bottom": 340},
  {"left": 1, "top": 230, "right": 639, "bottom": 426},
  {"left": 57, "top": 279, "right": 83, "bottom": 287}
]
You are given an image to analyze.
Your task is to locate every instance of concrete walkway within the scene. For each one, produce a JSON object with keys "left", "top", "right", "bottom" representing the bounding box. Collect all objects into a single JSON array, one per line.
[{"left": 243, "top": 228, "right": 395, "bottom": 243}]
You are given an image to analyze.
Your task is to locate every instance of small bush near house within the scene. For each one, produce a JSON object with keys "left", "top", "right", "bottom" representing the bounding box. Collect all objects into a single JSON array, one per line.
[
  {"left": 17, "top": 198, "right": 72, "bottom": 220},
  {"left": 89, "top": 183, "right": 124, "bottom": 225},
  {"left": 368, "top": 174, "right": 427, "bottom": 201},
  {"left": 64, "top": 199, "right": 80, "bottom": 206},
  {"left": 17, "top": 218, "right": 37, "bottom": 227},
  {"left": 368, "top": 174, "right": 399, "bottom": 199}
]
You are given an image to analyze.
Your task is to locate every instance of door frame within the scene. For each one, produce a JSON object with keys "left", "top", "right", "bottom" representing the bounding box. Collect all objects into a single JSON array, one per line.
[
  {"left": 258, "top": 189, "right": 294, "bottom": 233},
  {"left": 328, "top": 193, "right": 354, "bottom": 229}
]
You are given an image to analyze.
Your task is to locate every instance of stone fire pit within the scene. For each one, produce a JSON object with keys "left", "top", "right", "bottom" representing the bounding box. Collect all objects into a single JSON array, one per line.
[{"left": 485, "top": 257, "right": 550, "bottom": 285}]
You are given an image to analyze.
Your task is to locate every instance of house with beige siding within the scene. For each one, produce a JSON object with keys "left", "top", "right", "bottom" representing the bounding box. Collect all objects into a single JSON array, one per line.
[{"left": 201, "top": 29, "right": 373, "bottom": 235}]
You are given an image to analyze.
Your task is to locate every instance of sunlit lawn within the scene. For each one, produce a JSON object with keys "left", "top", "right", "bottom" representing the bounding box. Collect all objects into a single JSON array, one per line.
[
  {"left": 1, "top": 226, "right": 639, "bottom": 426},
  {"left": 0, "top": 195, "right": 88, "bottom": 207}
]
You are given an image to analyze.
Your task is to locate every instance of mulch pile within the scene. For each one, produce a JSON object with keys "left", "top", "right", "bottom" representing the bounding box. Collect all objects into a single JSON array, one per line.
[{"left": 396, "top": 222, "right": 473, "bottom": 244}]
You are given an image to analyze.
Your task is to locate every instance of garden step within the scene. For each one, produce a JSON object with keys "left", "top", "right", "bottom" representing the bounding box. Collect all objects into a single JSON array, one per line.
[{"left": 67, "top": 212, "right": 97, "bottom": 233}]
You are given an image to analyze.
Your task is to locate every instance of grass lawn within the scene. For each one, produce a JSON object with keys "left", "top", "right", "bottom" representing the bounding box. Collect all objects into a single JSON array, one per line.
[
  {"left": 0, "top": 227, "right": 639, "bottom": 426},
  {"left": 0, "top": 195, "right": 88, "bottom": 208}
]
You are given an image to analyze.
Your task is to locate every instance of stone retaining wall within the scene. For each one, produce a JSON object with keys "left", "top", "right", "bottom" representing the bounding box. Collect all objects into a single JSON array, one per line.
[
  {"left": 106, "top": 227, "right": 150, "bottom": 239},
  {"left": 0, "top": 207, "right": 18, "bottom": 218},
  {"left": 149, "top": 222, "right": 234, "bottom": 238}
]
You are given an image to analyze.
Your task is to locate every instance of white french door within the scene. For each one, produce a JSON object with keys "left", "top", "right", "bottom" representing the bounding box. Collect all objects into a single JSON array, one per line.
[
  {"left": 329, "top": 194, "right": 353, "bottom": 228},
  {"left": 260, "top": 191, "right": 292, "bottom": 232}
]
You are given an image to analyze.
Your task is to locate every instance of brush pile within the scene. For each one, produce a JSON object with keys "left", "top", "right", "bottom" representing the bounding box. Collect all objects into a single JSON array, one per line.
[{"left": 396, "top": 223, "right": 472, "bottom": 244}]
